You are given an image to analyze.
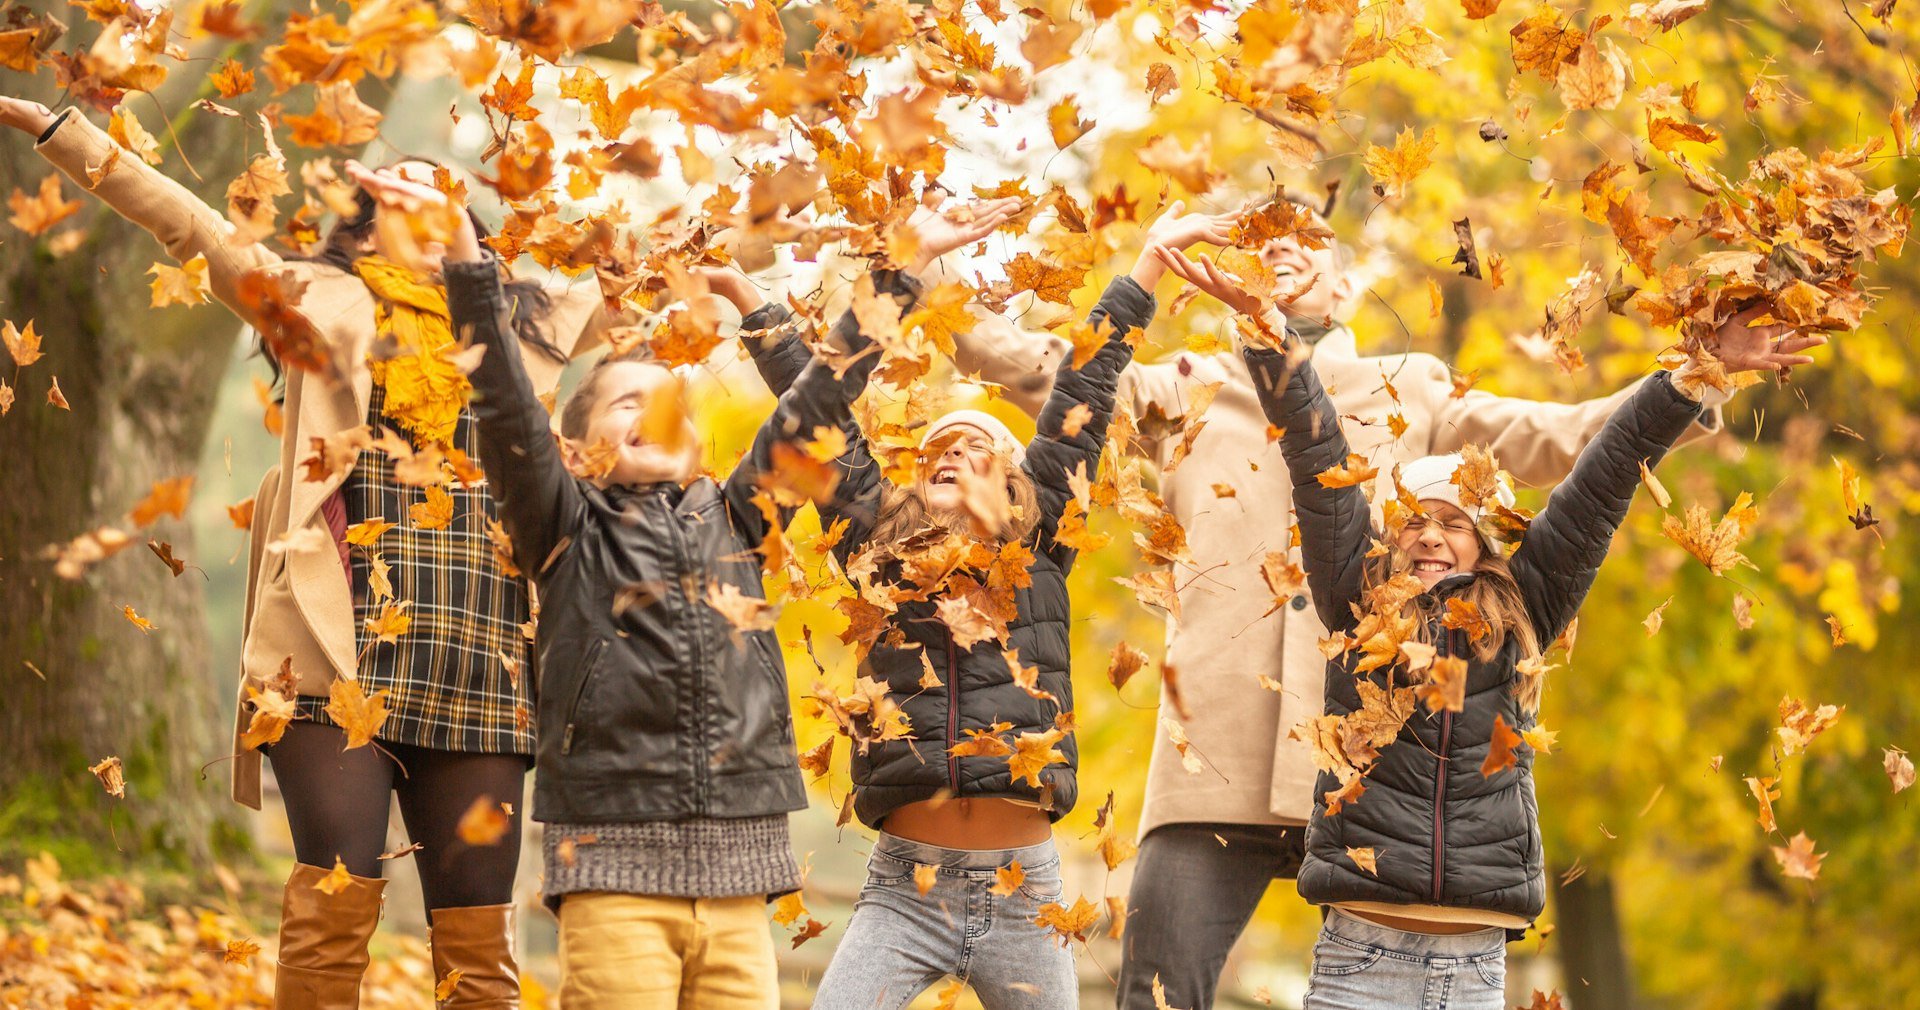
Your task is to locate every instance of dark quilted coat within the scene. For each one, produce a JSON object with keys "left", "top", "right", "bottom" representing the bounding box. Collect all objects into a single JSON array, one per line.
[
  {"left": 1243, "top": 342, "right": 1706, "bottom": 922},
  {"left": 764, "top": 276, "right": 1156, "bottom": 829}
]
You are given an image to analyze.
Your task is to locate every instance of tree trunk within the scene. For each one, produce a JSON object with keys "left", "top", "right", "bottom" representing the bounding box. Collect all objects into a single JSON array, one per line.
[
  {"left": 1550, "top": 867, "right": 1635, "bottom": 1010},
  {"left": 0, "top": 1, "right": 301, "bottom": 871}
]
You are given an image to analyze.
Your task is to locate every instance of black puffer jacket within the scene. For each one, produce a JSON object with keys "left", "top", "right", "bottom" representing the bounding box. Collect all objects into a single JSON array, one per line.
[
  {"left": 766, "top": 276, "right": 1156, "bottom": 829},
  {"left": 1244, "top": 342, "right": 1706, "bottom": 923},
  {"left": 454, "top": 259, "right": 900, "bottom": 825}
]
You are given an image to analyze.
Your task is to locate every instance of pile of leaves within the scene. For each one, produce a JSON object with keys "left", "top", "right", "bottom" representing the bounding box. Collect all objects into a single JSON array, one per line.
[{"left": 0, "top": 853, "right": 458, "bottom": 1010}]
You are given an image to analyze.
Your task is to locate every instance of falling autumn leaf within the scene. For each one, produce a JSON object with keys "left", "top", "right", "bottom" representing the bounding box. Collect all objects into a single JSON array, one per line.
[
  {"left": 1771, "top": 832, "right": 1825, "bottom": 881},
  {"left": 88, "top": 756, "right": 125, "bottom": 798},
  {"left": 325, "top": 677, "right": 391, "bottom": 750},
  {"left": 8, "top": 174, "right": 82, "bottom": 235},
  {"left": 455, "top": 795, "right": 512, "bottom": 846},
  {"left": 1885, "top": 748, "right": 1915, "bottom": 794},
  {"left": 122, "top": 605, "right": 154, "bottom": 633},
  {"left": 147, "top": 254, "right": 212, "bottom": 308},
  {"left": 1482, "top": 714, "right": 1524, "bottom": 778},
  {"left": 312, "top": 859, "right": 354, "bottom": 895}
]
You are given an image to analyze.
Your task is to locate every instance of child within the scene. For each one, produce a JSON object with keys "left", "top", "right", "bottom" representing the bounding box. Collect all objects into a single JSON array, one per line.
[
  {"left": 805, "top": 204, "right": 1223, "bottom": 1009},
  {"left": 367, "top": 167, "right": 1014, "bottom": 1008},
  {"left": 1160, "top": 246, "right": 1822, "bottom": 1008}
]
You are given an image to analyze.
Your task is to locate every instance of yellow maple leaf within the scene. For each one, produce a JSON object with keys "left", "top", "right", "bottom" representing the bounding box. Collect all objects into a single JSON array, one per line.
[
  {"left": 1007, "top": 727, "right": 1068, "bottom": 788},
  {"left": 455, "top": 795, "right": 512, "bottom": 846},
  {"left": 364, "top": 601, "right": 412, "bottom": 644},
  {"left": 409, "top": 485, "right": 455, "bottom": 530},
  {"left": 989, "top": 860, "right": 1026, "bottom": 897},
  {"left": 325, "top": 677, "right": 391, "bottom": 750},
  {"left": 8, "top": 174, "right": 82, "bottom": 236},
  {"left": 312, "top": 858, "right": 354, "bottom": 895},
  {"left": 241, "top": 686, "right": 298, "bottom": 751},
  {"left": 3, "top": 319, "right": 43, "bottom": 368},
  {"left": 147, "top": 254, "right": 212, "bottom": 309},
  {"left": 122, "top": 605, "right": 155, "bottom": 633},
  {"left": 1032, "top": 895, "right": 1101, "bottom": 944},
  {"left": 1362, "top": 126, "right": 1437, "bottom": 201},
  {"left": 1317, "top": 453, "right": 1380, "bottom": 489}
]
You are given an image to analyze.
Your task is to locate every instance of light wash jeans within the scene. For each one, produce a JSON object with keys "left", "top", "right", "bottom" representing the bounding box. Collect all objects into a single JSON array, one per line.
[
  {"left": 812, "top": 833, "right": 1077, "bottom": 1010},
  {"left": 1302, "top": 910, "right": 1508, "bottom": 1010}
]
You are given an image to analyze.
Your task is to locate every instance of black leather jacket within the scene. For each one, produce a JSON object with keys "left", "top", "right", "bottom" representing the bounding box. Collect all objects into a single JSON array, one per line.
[
  {"left": 1246, "top": 342, "right": 1705, "bottom": 922},
  {"left": 452, "top": 259, "right": 896, "bottom": 824}
]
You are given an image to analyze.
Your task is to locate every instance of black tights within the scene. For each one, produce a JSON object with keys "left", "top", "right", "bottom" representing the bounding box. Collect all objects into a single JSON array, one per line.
[{"left": 267, "top": 720, "right": 527, "bottom": 913}]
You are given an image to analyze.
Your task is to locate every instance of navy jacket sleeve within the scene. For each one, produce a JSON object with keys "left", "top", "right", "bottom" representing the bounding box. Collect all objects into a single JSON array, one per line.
[
  {"left": 721, "top": 270, "right": 918, "bottom": 555},
  {"left": 1242, "top": 343, "right": 1372, "bottom": 633},
  {"left": 1508, "top": 369, "right": 1705, "bottom": 642},
  {"left": 1023, "top": 276, "right": 1157, "bottom": 568},
  {"left": 447, "top": 257, "right": 584, "bottom": 578}
]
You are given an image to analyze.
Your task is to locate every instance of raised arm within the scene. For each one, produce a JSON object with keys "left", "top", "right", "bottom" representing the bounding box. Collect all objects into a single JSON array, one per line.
[
  {"left": 1, "top": 100, "right": 283, "bottom": 320},
  {"left": 720, "top": 269, "right": 922, "bottom": 556},
  {"left": 1023, "top": 276, "right": 1156, "bottom": 564},
  {"left": 1507, "top": 309, "right": 1823, "bottom": 639},
  {"left": 1427, "top": 371, "right": 1721, "bottom": 490},
  {"left": 1243, "top": 343, "right": 1374, "bottom": 631}
]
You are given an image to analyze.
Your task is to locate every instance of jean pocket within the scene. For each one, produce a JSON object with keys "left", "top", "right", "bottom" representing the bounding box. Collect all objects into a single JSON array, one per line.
[
  {"left": 1472, "top": 953, "right": 1506, "bottom": 989},
  {"left": 866, "top": 852, "right": 918, "bottom": 887},
  {"left": 1312, "top": 937, "right": 1384, "bottom": 977}
]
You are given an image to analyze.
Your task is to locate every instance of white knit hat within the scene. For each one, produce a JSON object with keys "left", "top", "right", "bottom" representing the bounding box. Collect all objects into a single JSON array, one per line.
[
  {"left": 921, "top": 409, "right": 1026, "bottom": 466},
  {"left": 1399, "top": 453, "right": 1515, "bottom": 551}
]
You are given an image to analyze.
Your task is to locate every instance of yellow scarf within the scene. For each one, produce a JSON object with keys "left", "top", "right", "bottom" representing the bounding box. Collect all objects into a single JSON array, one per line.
[{"left": 354, "top": 256, "right": 470, "bottom": 446}]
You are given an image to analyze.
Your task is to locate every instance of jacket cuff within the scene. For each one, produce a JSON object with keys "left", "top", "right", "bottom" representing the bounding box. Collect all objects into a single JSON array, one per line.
[
  {"left": 37, "top": 110, "right": 70, "bottom": 145},
  {"left": 1645, "top": 368, "right": 1710, "bottom": 422},
  {"left": 34, "top": 109, "right": 113, "bottom": 183},
  {"left": 1098, "top": 275, "right": 1158, "bottom": 336},
  {"left": 741, "top": 301, "right": 792, "bottom": 333},
  {"left": 871, "top": 267, "right": 924, "bottom": 307}
]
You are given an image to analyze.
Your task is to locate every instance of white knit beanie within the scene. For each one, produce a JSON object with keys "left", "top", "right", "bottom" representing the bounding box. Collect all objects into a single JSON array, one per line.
[
  {"left": 921, "top": 409, "right": 1027, "bottom": 466},
  {"left": 1399, "top": 453, "right": 1515, "bottom": 551}
]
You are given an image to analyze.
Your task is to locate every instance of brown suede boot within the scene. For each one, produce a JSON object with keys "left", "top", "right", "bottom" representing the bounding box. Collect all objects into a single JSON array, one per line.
[
  {"left": 273, "top": 862, "right": 386, "bottom": 1010},
  {"left": 428, "top": 904, "right": 521, "bottom": 1009}
]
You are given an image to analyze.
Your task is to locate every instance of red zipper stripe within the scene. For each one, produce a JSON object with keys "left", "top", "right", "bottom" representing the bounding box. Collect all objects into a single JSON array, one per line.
[
  {"left": 946, "top": 629, "right": 961, "bottom": 794},
  {"left": 1431, "top": 625, "right": 1451, "bottom": 903}
]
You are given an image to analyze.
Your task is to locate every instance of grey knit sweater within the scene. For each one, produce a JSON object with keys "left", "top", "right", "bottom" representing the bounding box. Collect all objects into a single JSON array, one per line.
[{"left": 541, "top": 815, "right": 800, "bottom": 911}]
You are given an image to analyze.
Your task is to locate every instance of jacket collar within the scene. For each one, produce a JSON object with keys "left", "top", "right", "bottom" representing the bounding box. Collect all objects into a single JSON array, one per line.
[{"left": 1309, "top": 324, "right": 1358, "bottom": 359}]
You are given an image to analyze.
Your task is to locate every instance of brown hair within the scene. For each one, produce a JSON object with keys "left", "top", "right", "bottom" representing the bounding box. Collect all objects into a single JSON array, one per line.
[
  {"left": 868, "top": 461, "right": 1041, "bottom": 550},
  {"left": 1364, "top": 547, "right": 1547, "bottom": 712}
]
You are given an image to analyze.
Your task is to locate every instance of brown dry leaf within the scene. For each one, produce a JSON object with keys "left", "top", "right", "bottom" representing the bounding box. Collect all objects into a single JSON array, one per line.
[
  {"left": 1732, "top": 594, "right": 1755, "bottom": 630},
  {"left": 313, "top": 859, "right": 354, "bottom": 895},
  {"left": 1509, "top": 7, "right": 1587, "bottom": 80},
  {"left": 798, "top": 737, "right": 833, "bottom": 778},
  {"left": 1362, "top": 126, "right": 1437, "bottom": 201},
  {"left": 1772, "top": 831, "right": 1824, "bottom": 881},
  {"left": 1008, "top": 728, "right": 1068, "bottom": 787},
  {"left": 1745, "top": 775, "right": 1780, "bottom": 832},
  {"left": 8, "top": 174, "right": 82, "bottom": 235},
  {"left": 325, "top": 677, "right": 391, "bottom": 750},
  {"left": 1556, "top": 38, "right": 1628, "bottom": 111},
  {"left": 121, "top": 605, "right": 154, "bottom": 633},
  {"left": 1108, "top": 641, "right": 1149, "bottom": 690},
  {"left": 989, "top": 860, "right": 1026, "bottom": 897},
  {"left": 89, "top": 756, "right": 125, "bottom": 798},
  {"left": 1643, "top": 596, "right": 1673, "bottom": 636},
  {"left": 1006, "top": 252, "right": 1087, "bottom": 306},
  {"left": 344, "top": 517, "right": 396, "bottom": 546},
  {"left": 241, "top": 685, "right": 297, "bottom": 751},
  {"left": 708, "top": 582, "right": 777, "bottom": 633},
  {"left": 1638, "top": 459, "right": 1671, "bottom": 508},
  {"left": 147, "top": 254, "right": 212, "bottom": 308},
  {"left": 434, "top": 969, "right": 465, "bottom": 1002},
  {"left": 212, "top": 58, "right": 254, "bottom": 98},
  {"left": 1661, "top": 492, "right": 1758, "bottom": 576},
  {"left": 1346, "top": 846, "right": 1380, "bottom": 875},
  {"left": 129, "top": 476, "right": 194, "bottom": 527},
  {"left": 2, "top": 319, "right": 41, "bottom": 368},
  {"left": 1481, "top": 714, "right": 1523, "bottom": 778},
  {"left": 1885, "top": 748, "right": 1915, "bottom": 793},
  {"left": 1032, "top": 896, "right": 1101, "bottom": 944},
  {"left": 455, "top": 795, "right": 512, "bottom": 846},
  {"left": 364, "top": 600, "right": 412, "bottom": 645},
  {"left": 227, "top": 496, "right": 257, "bottom": 530},
  {"left": 1443, "top": 598, "right": 1492, "bottom": 642},
  {"left": 1826, "top": 614, "right": 1847, "bottom": 646},
  {"left": 47, "top": 375, "right": 68, "bottom": 410},
  {"left": 1136, "top": 134, "right": 1221, "bottom": 194},
  {"left": 108, "top": 107, "right": 161, "bottom": 165},
  {"left": 1260, "top": 552, "right": 1306, "bottom": 615},
  {"left": 1777, "top": 696, "right": 1843, "bottom": 756},
  {"left": 1417, "top": 656, "right": 1469, "bottom": 713},
  {"left": 222, "top": 937, "right": 262, "bottom": 966},
  {"left": 1317, "top": 453, "right": 1379, "bottom": 489}
]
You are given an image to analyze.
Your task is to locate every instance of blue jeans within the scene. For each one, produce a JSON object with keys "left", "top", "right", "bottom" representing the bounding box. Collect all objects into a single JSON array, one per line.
[
  {"left": 1302, "top": 910, "right": 1507, "bottom": 1010},
  {"left": 812, "top": 833, "right": 1077, "bottom": 1009}
]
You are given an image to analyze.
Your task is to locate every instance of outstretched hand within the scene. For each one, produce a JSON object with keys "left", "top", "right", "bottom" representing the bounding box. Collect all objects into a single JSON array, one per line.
[
  {"left": 1713, "top": 304, "right": 1827, "bottom": 375},
  {"left": 1130, "top": 200, "right": 1239, "bottom": 289},
  {"left": 344, "top": 160, "right": 481, "bottom": 265},
  {"left": 903, "top": 196, "right": 1024, "bottom": 274},
  {"left": 1153, "top": 245, "right": 1266, "bottom": 320},
  {"left": 0, "top": 97, "right": 57, "bottom": 137}
]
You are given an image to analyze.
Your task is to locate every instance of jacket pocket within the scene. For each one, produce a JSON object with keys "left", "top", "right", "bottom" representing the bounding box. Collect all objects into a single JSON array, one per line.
[{"left": 560, "top": 638, "right": 610, "bottom": 755}]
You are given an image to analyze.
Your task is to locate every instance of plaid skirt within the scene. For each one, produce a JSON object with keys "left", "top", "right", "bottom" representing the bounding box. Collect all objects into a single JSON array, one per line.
[{"left": 297, "top": 384, "right": 536, "bottom": 756}]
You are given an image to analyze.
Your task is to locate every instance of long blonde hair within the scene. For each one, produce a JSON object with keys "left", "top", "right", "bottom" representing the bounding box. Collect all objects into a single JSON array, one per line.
[
  {"left": 1364, "top": 547, "right": 1547, "bottom": 712},
  {"left": 867, "top": 463, "right": 1041, "bottom": 551}
]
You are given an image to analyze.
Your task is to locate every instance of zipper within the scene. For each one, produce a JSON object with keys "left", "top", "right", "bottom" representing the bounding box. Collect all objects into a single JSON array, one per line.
[
  {"left": 661, "top": 489, "right": 709, "bottom": 812},
  {"left": 1431, "top": 623, "right": 1452, "bottom": 902},
  {"left": 560, "top": 638, "right": 609, "bottom": 754},
  {"left": 946, "top": 625, "right": 961, "bottom": 794}
]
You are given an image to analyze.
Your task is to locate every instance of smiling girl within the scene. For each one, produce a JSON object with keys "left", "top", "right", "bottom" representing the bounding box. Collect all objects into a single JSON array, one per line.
[{"left": 1158, "top": 245, "right": 1823, "bottom": 1008}]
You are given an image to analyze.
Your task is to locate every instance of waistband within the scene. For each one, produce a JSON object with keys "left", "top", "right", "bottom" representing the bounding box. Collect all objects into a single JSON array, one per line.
[
  {"left": 872, "top": 832, "right": 1057, "bottom": 872},
  {"left": 1323, "top": 909, "right": 1505, "bottom": 959}
]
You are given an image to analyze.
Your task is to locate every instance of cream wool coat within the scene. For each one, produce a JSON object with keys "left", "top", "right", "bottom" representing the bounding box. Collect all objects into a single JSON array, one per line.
[
  {"left": 36, "top": 113, "right": 621, "bottom": 809},
  {"left": 951, "top": 300, "right": 1720, "bottom": 833}
]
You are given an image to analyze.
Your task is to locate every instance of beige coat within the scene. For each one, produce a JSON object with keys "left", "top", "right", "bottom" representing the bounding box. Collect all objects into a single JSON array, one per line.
[
  {"left": 37, "top": 112, "right": 620, "bottom": 809},
  {"left": 951, "top": 293, "right": 1720, "bottom": 834}
]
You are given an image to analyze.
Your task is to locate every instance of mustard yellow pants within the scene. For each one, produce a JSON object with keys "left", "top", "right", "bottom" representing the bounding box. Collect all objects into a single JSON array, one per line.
[{"left": 557, "top": 893, "right": 778, "bottom": 1009}]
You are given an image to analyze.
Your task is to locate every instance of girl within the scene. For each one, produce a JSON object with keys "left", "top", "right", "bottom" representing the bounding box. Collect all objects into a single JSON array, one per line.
[
  {"left": 0, "top": 95, "right": 759, "bottom": 1008},
  {"left": 1158, "top": 246, "right": 1821, "bottom": 1008},
  {"left": 804, "top": 204, "right": 1226, "bottom": 1009}
]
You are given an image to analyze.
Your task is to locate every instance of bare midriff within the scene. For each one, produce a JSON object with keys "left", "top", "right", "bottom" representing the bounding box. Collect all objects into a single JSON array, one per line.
[
  {"left": 1340, "top": 906, "right": 1509, "bottom": 935},
  {"left": 882, "top": 797, "right": 1051, "bottom": 850}
]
